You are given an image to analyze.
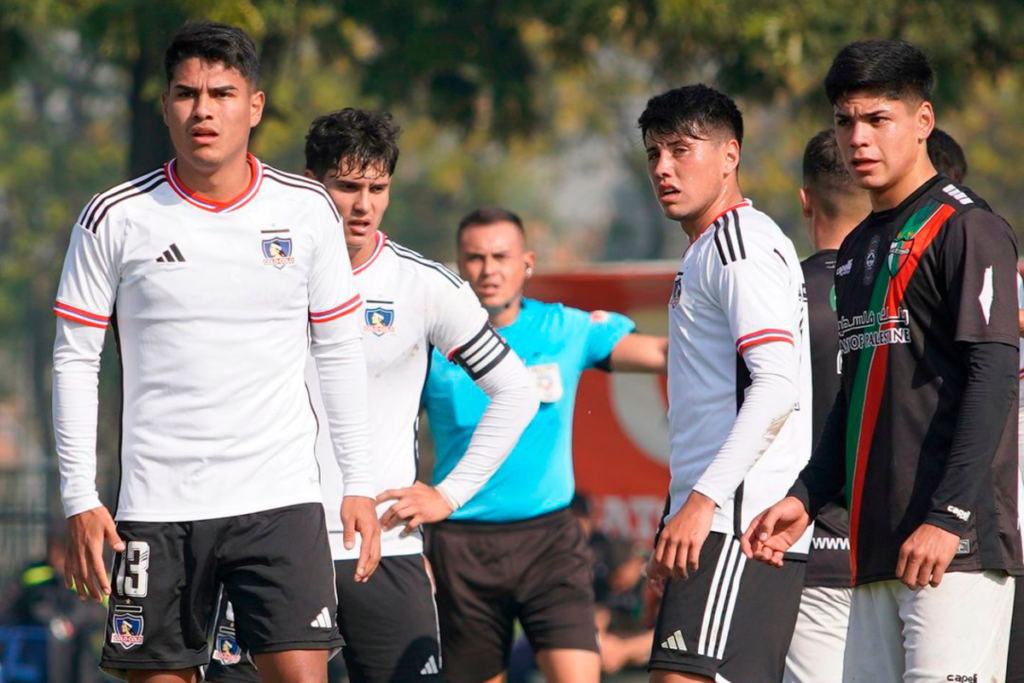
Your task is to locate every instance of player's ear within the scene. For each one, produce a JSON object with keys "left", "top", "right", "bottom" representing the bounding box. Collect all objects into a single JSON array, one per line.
[
  {"left": 799, "top": 188, "right": 813, "bottom": 219},
  {"left": 161, "top": 91, "right": 169, "bottom": 126},
  {"left": 524, "top": 251, "right": 536, "bottom": 276},
  {"left": 249, "top": 88, "right": 265, "bottom": 129},
  {"left": 722, "top": 138, "right": 741, "bottom": 177},
  {"left": 915, "top": 100, "right": 935, "bottom": 144},
  {"left": 303, "top": 169, "right": 317, "bottom": 181}
]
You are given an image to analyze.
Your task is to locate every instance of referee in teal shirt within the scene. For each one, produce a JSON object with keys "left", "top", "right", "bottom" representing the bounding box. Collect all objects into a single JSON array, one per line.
[{"left": 420, "top": 207, "right": 668, "bottom": 683}]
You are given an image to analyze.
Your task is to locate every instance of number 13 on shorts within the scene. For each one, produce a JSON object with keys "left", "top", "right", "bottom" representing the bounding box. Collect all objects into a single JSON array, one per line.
[{"left": 116, "top": 541, "right": 151, "bottom": 598}]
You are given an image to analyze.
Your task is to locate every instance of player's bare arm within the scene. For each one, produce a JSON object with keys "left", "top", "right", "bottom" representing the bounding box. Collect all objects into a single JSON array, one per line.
[
  {"left": 608, "top": 333, "right": 669, "bottom": 373},
  {"left": 652, "top": 491, "right": 716, "bottom": 579},
  {"left": 377, "top": 482, "right": 453, "bottom": 534},
  {"left": 740, "top": 496, "right": 812, "bottom": 567}
]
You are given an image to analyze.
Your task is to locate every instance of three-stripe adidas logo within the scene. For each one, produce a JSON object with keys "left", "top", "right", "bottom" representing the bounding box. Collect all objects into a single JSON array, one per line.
[
  {"left": 156, "top": 244, "right": 186, "bottom": 263},
  {"left": 661, "top": 629, "right": 687, "bottom": 651},
  {"left": 419, "top": 655, "right": 440, "bottom": 675},
  {"left": 309, "top": 607, "right": 332, "bottom": 629}
]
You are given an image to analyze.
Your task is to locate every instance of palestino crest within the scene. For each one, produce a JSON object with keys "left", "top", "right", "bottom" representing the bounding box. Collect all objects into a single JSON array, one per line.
[
  {"left": 111, "top": 605, "right": 144, "bottom": 649},
  {"left": 364, "top": 306, "right": 395, "bottom": 336},
  {"left": 262, "top": 237, "right": 295, "bottom": 269}
]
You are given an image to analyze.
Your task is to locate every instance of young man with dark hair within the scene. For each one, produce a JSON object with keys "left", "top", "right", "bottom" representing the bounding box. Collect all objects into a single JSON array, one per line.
[
  {"left": 208, "top": 107, "right": 540, "bottom": 683},
  {"left": 927, "top": 128, "right": 968, "bottom": 184},
  {"left": 783, "top": 129, "right": 870, "bottom": 683},
  {"left": 52, "top": 21, "right": 380, "bottom": 683},
  {"left": 744, "top": 39, "right": 1021, "bottom": 682},
  {"left": 420, "top": 207, "right": 669, "bottom": 683},
  {"left": 638, "top": 84, "right": 813, "bottom": 683}
]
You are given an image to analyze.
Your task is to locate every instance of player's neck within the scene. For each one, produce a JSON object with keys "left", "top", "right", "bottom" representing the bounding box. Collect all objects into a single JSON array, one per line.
[
  {"left": 680, "top": 184, "right": 745, "bottom": 244},
  {"left": 869, "top": 153, "right": 938, "bottom": 212},
  {"left": 812, "top": 218, "right": 859, "bottom": 252},
  {"left": 488, "top": 296, "right": 522, "bottom": 329},
  {"left": 173, "top": 151, "right": 253, "bottom": 203},
  {"left": 349, "top": 233, "right": 379, "bottom": 269}
]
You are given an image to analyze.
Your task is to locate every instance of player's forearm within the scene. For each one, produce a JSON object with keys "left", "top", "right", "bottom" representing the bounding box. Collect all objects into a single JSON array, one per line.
[
  {"left": 924, "top": 341, "right": 1017, "bottom": 535},
  {"left": 789, "top": 389, "right": 848, "bottom": 518},
  {"left": 52, "top": 321, "right": 105, "bottom": 517},
  {"left": 311, "top": 334, "right": 374, "bottom": 499},
  {"left": 435, "top": 351, "right": 539, "bottom": 510},
  {"left": 693, "top": 341, "right": 797, "bottom": 507},
  {"left": 608, "top": 334, "right": 669, "bottom": 373}
]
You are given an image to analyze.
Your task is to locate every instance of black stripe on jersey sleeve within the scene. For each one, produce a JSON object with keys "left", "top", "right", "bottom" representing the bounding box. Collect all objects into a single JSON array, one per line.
[
  {"left": 385, "top": 242, "right": 462, "bottom": 287},
  {"left": 722, "top": 213, "right": 738, "bottom": 262},
  {"left": 451, "top": 323, "right": 511, "bottom": 380},
  {"left": 262, "top": 168, "right": 341, "bottom": 222},
  {"left": 713, "top": 221, "right": 729, "bottom": 266},
  {"left": 80, "top": 167, "right": 165, "bottom": 231},
  {"left": 731, "top": 210, "right": 747, "bottom": 259},
  {"left": 87, "top": 176, "right": 167, "bottom": 234}
]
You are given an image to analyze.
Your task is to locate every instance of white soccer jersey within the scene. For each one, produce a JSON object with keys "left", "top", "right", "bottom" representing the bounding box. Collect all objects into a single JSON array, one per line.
[
  {"left": 308, "top": 234, "right": 489, "bottom": 560},
  {"left": 667, "top": 200, "right": 813, "bottom": 553},
  {"left": 53, "top": 154, "right": 370, "bottom": 521}
]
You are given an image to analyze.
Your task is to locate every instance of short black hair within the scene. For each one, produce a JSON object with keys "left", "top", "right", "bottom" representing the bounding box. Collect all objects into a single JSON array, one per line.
[
  {"left": 457, "top": 206, "right": 525, "bottom": 243},
  {"left": 824, "top": 40, "right": 934, "bottom": 105},
  {"left": 927, "top": 128, "right": 968, "bottom": 183},
  {"left": 305, "top": 108, "right": 402, "bottom": 180},
  {"left": 638, "top": 84, "right": 743, "bottom": 149},
  {"left": 164, "top": 20, "right": 259, "bottom": 86},
  {"left": 802, "top": 129, "right": 862, "bottom": 220}
]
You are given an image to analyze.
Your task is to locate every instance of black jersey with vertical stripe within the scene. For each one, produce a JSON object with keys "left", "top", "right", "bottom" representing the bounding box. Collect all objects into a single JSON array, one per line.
[
  {"left": 800, "top": 249, "right": 851, "bottom": 588},
  {"left": 795, "top": 174, "right": 1022, "bottom": 586}
]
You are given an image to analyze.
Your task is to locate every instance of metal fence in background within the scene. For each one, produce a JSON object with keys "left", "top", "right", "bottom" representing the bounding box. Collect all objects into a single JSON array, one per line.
[{"left": 0, "top": 466, "right": 56, "bottom": 590}]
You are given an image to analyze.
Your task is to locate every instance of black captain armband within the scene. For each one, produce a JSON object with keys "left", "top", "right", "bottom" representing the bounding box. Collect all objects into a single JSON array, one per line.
[{"left": 450, "top": 323, "right": 511, "bottom": 381}]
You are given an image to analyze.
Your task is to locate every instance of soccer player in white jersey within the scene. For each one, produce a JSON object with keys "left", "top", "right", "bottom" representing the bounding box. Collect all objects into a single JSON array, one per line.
[
  {"left": 208, "top": 108, "right": 539, "bottom": 683},
  {"left": 52, "top": 22, "right": 379, "bottom": 683},
  {"left": 640, "top": 85, "right": 813, "bottom": 683}
]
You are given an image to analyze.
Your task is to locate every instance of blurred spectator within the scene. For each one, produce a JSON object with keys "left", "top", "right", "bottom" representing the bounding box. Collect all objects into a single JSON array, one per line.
[
  {"left": 593, "top": 539, "right": 655, "bottom": 674},
  {"left": 0, "top": 522, "right": 106, "bottom": 682}
]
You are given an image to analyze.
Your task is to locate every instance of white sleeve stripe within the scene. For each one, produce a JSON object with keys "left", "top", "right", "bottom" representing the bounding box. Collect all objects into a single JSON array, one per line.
[
  {"left": 735, "top": 328, "right": 794, "bottom": 352},
  {"left": 462, "top": 334, "right": 501, "bottom": 366}
]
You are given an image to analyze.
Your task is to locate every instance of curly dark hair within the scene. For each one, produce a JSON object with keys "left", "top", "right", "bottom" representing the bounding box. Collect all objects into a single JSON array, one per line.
[{"left": 304, "top": 108, "right": 402, "bottom": 180}]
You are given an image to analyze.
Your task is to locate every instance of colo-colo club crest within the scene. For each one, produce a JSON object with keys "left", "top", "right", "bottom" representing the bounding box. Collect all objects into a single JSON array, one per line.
[
  {"left": 364, "top": 304, "right": 395, "bottom": 337},
  {"left": 262, "top": 236, "right": 295, "bottom": 269},
  {"left": 111, "top": 605, "right": 145, "bottom": 649},
  {"left": 213, "top": 628, "right": 243, "bottom": 666}
]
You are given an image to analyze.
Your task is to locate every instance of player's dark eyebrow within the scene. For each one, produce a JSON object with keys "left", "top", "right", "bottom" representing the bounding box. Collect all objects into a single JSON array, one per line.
[{"left": 172, "top": 84, "right": 239, "bottom": 95}]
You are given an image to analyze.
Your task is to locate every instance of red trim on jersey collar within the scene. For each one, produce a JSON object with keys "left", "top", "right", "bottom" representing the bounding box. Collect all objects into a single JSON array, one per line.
[
  {"left": 165, "top": 153, "right": 263, "bottom": 213},
  {"left": 683, "top": 200, "right": 752, "bottom": 256},
  {"left": 353, "top": 232, "right": 386, "bottom": 275}
]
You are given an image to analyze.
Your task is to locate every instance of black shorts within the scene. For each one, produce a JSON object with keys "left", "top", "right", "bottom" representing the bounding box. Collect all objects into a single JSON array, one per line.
[
  {"left": 100, "top": 503, "right": 343, "bottom": 680},
  {"left": 1009, "top": 575, "right": 1024, "bottom": 683},
  {"left": 335, "top": 554, "right": 442, "bottom": 683},
  {"left": 207, "top": 554, "right": 440, "bottom": 683},
  {"left": 649, "top": 532, "right": 805, "bottom": 683},
  {"left": 426, "top": 507, "right": 598, "bottom": 683}
]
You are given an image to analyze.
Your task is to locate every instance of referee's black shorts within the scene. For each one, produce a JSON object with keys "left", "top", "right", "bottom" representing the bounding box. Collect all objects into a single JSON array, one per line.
[{"left": 426, "top": 506, "right": 598, "bottom": 683}]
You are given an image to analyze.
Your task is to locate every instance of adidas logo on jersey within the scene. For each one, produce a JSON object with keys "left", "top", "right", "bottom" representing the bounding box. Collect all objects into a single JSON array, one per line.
[
  {"left": 942, "top": 184, "right": 973, "bottom": 205},
  {"left": 661, "top": 629, "right": 687, "bottom": 651},
  {"left": 420, "top": 655, "right": 440, "bottom": 675},
  {"left": 155, "top": 244, "right": 186, "bottom": 263},
  {"left": 309, "top": 607, "right": 332, "bottom": 629}
]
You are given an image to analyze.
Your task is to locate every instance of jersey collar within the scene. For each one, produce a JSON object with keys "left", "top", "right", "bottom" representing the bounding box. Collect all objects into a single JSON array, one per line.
[
  {"left": 684, "top": 199, "right": 752, "bottom": 255},
  {"left": 165, "top": 153, "right": 264, "bottom": 213},
  {"left": 353, "top": 232, "right": 387, "bottom": 276}
]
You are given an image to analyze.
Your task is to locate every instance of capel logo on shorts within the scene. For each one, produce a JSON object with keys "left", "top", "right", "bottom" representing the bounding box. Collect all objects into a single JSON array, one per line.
[
  {"left": 110, "top": 605, "right": 145, "bottom": 649},
  {"left": 946, "top": 675, "right": 978, "bottom": 682}
]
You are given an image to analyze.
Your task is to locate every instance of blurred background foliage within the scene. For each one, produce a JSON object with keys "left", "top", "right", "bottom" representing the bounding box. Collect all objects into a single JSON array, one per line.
[{"left": 0, "top": 0, "right": 1021, "bottom": 477}]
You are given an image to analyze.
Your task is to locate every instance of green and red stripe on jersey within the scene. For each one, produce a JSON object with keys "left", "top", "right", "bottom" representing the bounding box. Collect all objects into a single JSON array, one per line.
[{"left": 844, "top": 200, "right": 955, "bottom": 582}]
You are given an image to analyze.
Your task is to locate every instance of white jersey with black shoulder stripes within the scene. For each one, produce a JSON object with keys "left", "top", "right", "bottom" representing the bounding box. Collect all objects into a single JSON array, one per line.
[
  {"left": 306, "top": 233, "right": 493, "bottom": 560},
  {"left": 667, "top": 200, "right": 812, "bottom": 552},
  {"left": 53, "top": 155, "right": 364, "bottom": 521}
]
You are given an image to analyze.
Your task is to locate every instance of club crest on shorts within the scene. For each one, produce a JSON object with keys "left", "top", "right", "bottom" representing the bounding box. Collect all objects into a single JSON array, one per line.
[
  {"left": 110, "top": 605, "right": 144, "bottom": 649},
  {"left": 262, "top": 237, "right": 295, "bottom": 269},
  {"left": 213, "top": 628, "right": 243, "bottom": 666},
  {"left": 364, "top": 306, "right": 395, "bottom": 336}
]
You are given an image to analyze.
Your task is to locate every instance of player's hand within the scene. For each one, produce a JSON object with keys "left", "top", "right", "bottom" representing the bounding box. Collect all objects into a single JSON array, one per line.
[
  {"left": 65, "top": 506, "right": 124, "bottom": 603},
  {"left": 645, "top": 554, "right": 668, "bottom": 599},
  {"left": 653, "top": 491, "right": 716, "bottom": 579},
  {"left": 340, "top": 496, "right": 380, "bottom": 583},
  {"left": 895, "top": 523, "right": 960, "bottom": 590},
  {"left": 377, "top": 481, "right": 454, "bottom": 535},
  {"left": 740, "top": 496, "right": 811, "bottom": 567}
]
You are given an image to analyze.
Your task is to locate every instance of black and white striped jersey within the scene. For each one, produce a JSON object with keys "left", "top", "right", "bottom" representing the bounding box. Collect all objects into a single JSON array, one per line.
[
  {"left": 52, "top": 154, "right": 371, "bottom": 521},
  {"left": 666, "top": 200, "right": 813, "bottom": 553}
]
